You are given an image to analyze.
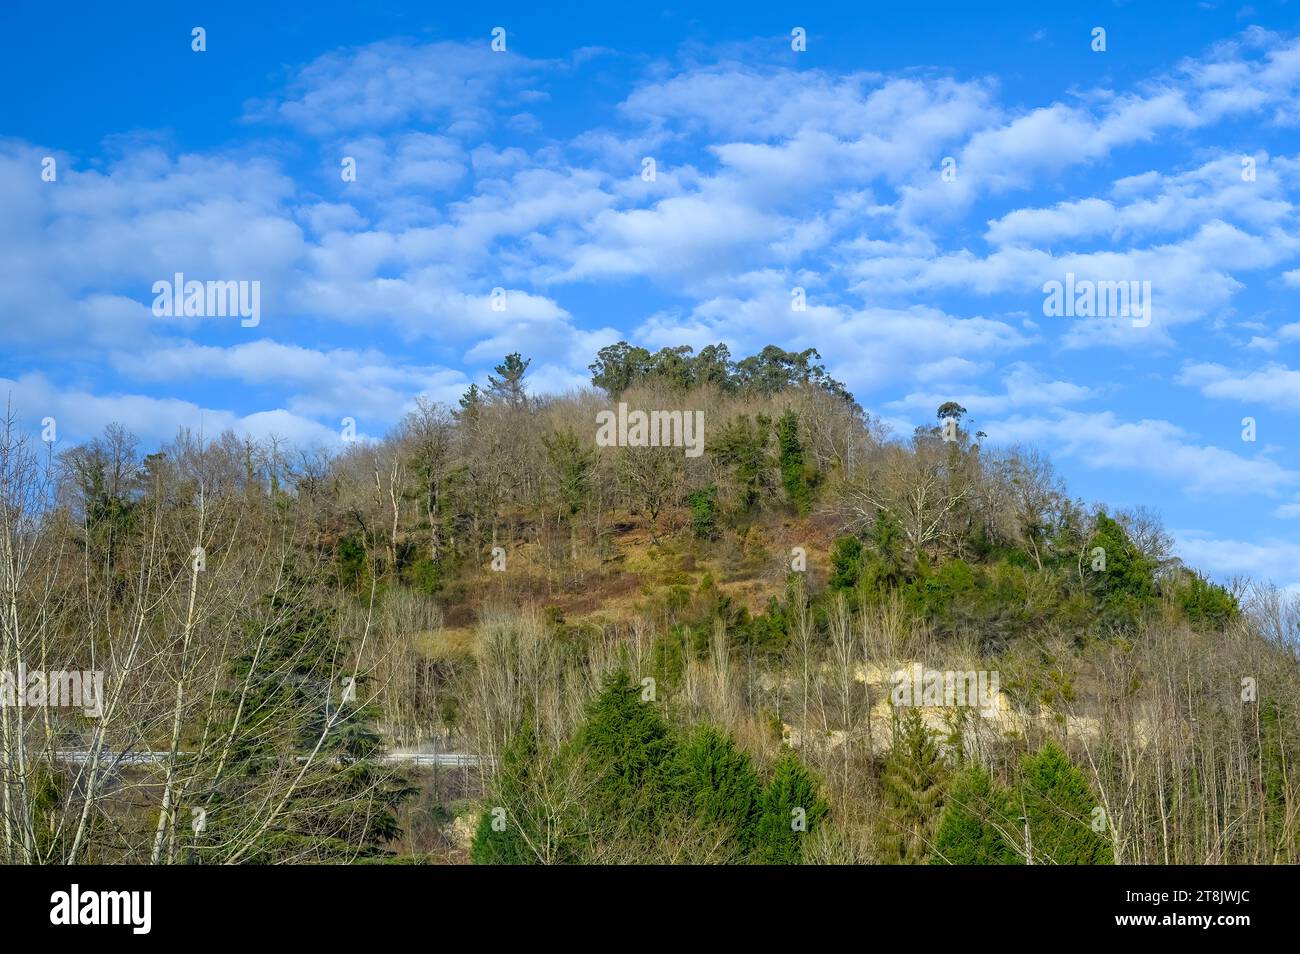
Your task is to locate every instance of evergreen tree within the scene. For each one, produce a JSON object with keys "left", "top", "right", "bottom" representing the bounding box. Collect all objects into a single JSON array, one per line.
[
  {"left": 879, "top": 708, "right": 947, "bottom": 864},
  {"left": 1087, "top": 513, "right": 1158, "bottom": 628},
  {"left": 456, "top": 383, "right": 482, "bottom": 420},
  {"left": 776, "top": 409, "right": 812, "bottom": 515},
  {"left": 710, "top": 414, "right": 772, "bottom": 514},
  {"left": 753, "top": 750, "right": 829, "bottom": 864},
  {"left": 200, "top": 578, "right": 411, "bottom": 863},
  {"left": 576, "top": 670, "right": 675, "bottom": 833},
  {"left": 543, "top": 426, "right": 595, "bottom": 559},
  {"left": 1019, "top": 742, "right": 1113, "bottom": 864},
  {"left": 829, "top": 536, "right": 864, "bottom": 591},
  {"left": 693, "top": 343, "right": 735, "bottom": 391},
  {"left": 472, "top": 715, "right": 544, "bottom": 864},
  {"left": 589, "top": 341, "right": 652, "bottom": 396},
  {"left": 487, "top": 353, "right": 531, "bottom": 407},
  {"left": 666, "top": 725, "right": 762, "bottom": 858},
  {"left": 931, "top": 764, "right": 1022, "bottom": 864}
]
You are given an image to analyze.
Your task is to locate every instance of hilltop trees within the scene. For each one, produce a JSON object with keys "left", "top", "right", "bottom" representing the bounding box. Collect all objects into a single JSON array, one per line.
[
  {"left": 589, "top": 341, "right": 855, "bottom": 406},
  {"left": 1, "top": 338, "right": 1293, "bottom": 866}
]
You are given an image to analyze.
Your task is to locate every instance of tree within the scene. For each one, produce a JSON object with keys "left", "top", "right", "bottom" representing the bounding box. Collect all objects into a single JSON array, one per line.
[
  {"left": 931, "top": 764, "right": 1022, "bottom": 864},
  {"left": 936, "top": 401, "right": 967, "bottom": 423},
  {"left": 776, "top": 409, "right": 812, "bottom": 515},
  {"left": 200, "top": 578, "right": 412, "bottom": 863},
  {"left": 589, "top": 341, "right": 652, "bottom": 396},
  {"left": 666, "top": 725, "right": 762, "bottom": 858},
  {"left": 617, "top": 445, "right": 682, "bottom": 541},
  {"left": 693, "top": 343, "right": 735, "bottom": 391},
  {"left": 471, "top": 712, "right": 591, "bottom": 864},
  {"left": 829, "top": 535, "right": 864, "bottom": 591},
  {"left": 543, "top": 427, "right": 596, "bottom": 560},
  {"left": 648, "top": 345, "right": 697, "bottom": 391},
  {"left": 1171, "top": 570, "right": 1237, "bottom": 628},
  {"left": 753, "top": 750, "right": 829, "bottom": 864},
  {"left": 735, "top": 345, "right": 855, "bottom": 405},
  {"left": 457, "top": 382, "right": 482, "bottom": 419},
  {"left": 1019, "top": 742, "right": 1113, "bottom": 864},
  {"left": 879, "top": 708, "right": 947, "bottom": 864},
  {"left": 487, "top": 353, "right": 531, "bottom": 407},
  {"left": 686, "top": 485, "right": 720, "bottom": 540},
  {"left": 576, "top": 671, "right": 675, "bottom": 832},
  {"left": 711, "top": 414, "right": 773, "bottom": 515},
  {"left": 1086, "top": 512, "right": 1158, "bottom": 627}
]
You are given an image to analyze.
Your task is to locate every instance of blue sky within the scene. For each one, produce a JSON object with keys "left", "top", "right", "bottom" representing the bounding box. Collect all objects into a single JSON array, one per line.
[{"left": 2, "top": 0, "right": 1299, "bottom": 589}]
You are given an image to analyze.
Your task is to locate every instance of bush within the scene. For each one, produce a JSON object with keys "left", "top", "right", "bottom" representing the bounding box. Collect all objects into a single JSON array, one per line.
[{"left": 687, "top": 485, "right": 720, "bottom": 539}]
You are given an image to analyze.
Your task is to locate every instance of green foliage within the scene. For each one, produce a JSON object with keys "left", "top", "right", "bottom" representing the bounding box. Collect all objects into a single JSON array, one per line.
[
  {"left": 1019, "top": 742, "right": 1113, "bottom": 864},
  {"left": 666, "top": 725, "right": 762, "bottom": 858},
  {"left": 1087, "top": 513, "right": 1158, "bottom": 628},
  {"left": 589, "top": 341, "right": 854, "bottom": 405},
  {"left": 201, "top": 578, "right": 411, "bottom": 863},
  {"left": 457, "top": 382, "right": 482, "bottom": 418},
  {"left": 576, "top": 670, "right": 676, "bottom": 828},
  {"left": 487, "top": 352, "right": 531, "bottom": 406},
  {"left": 734, "top": 345, "right": 856, "bottom": 406},
  {"left": 1172, "top": 571, "right": 1238, "bottom": 629},
  {"left": 543, "top": 427, "right": 595, "bottom": 518},
  {"left": 335, "top": 534, "right": 370, "bottom": 592},
  {"left": 879, "top": 708, "right": 947, "bottom": 864},
  {"left": 931, "top": 765, "right": 1022, "bottom": 865},
  {"left": 400, "top": 555, "right": 442, "bottom": 595},
  {"left": 776, "top": 409, "right": 812, "bottom": 515},
  {"left": 588, "top": 341, "right": 654, "bottom": 396},
  {"left": 686, "top": 485, "right": 720, "bottom": 539},
  {"left": 471, "top": 715, "right": 546, "bottom": 865},
  {"left": 710, "top": 414, "right": 772, "bottom": 514},
  {"left": 753, "top": 750, "right": 830, "bottom": 864},
  {"left": 936, "top": 401, "right": 968, "bottom": 423},
  {"left": 829, "top": 536, "right": 864, "bottom": 591},
  {"left": 472, "top": 673, "right": 825, "bottom": 864}
]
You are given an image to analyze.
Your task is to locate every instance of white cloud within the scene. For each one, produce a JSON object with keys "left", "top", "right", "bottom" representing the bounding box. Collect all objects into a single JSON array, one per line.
[
  {"left": 1179, "top": 361, "right": 1300, "bottom": 408},
  {"left": 1175, "top": 530, "right": 1300, "bottom": 589},
  {"left": 0, "top": 373, "right": 340, "bottom": 449},
  {"left": 988, "top": 410, "right": 1297, "bottom": 495}
]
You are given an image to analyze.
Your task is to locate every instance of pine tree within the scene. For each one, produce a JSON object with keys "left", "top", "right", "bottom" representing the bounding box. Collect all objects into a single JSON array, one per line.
[
  {"left": 1019, "top": 742, "right": 1113, "bottom": 864},
  {"left": 457, "top": 382, "right": 482, "bottom": 419},
  {"left": 199, "top": 578, "right": 411, "bottom": 863},
  {"left": 879, "top": 708, "right": 947, "bottom": 864},
  {"left": 487, "top": 353, "right": 531, "bottom": 407},
  {"left": 576, "top": 670, "right": 675, "bottom": 833},
  {"left": 666, "top": 725, "right": 762, "bottom": 858},
  {"left": 931, "top": 764, "right": 1022, "bottom": 864},
  {"left": 753, "top": 750, "right": 829, "bottom": 864}
]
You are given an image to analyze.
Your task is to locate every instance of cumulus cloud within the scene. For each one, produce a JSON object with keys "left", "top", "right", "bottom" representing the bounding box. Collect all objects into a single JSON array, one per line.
[{"left": 987, "top": 410, "right": 1297, "bottom": 496}]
